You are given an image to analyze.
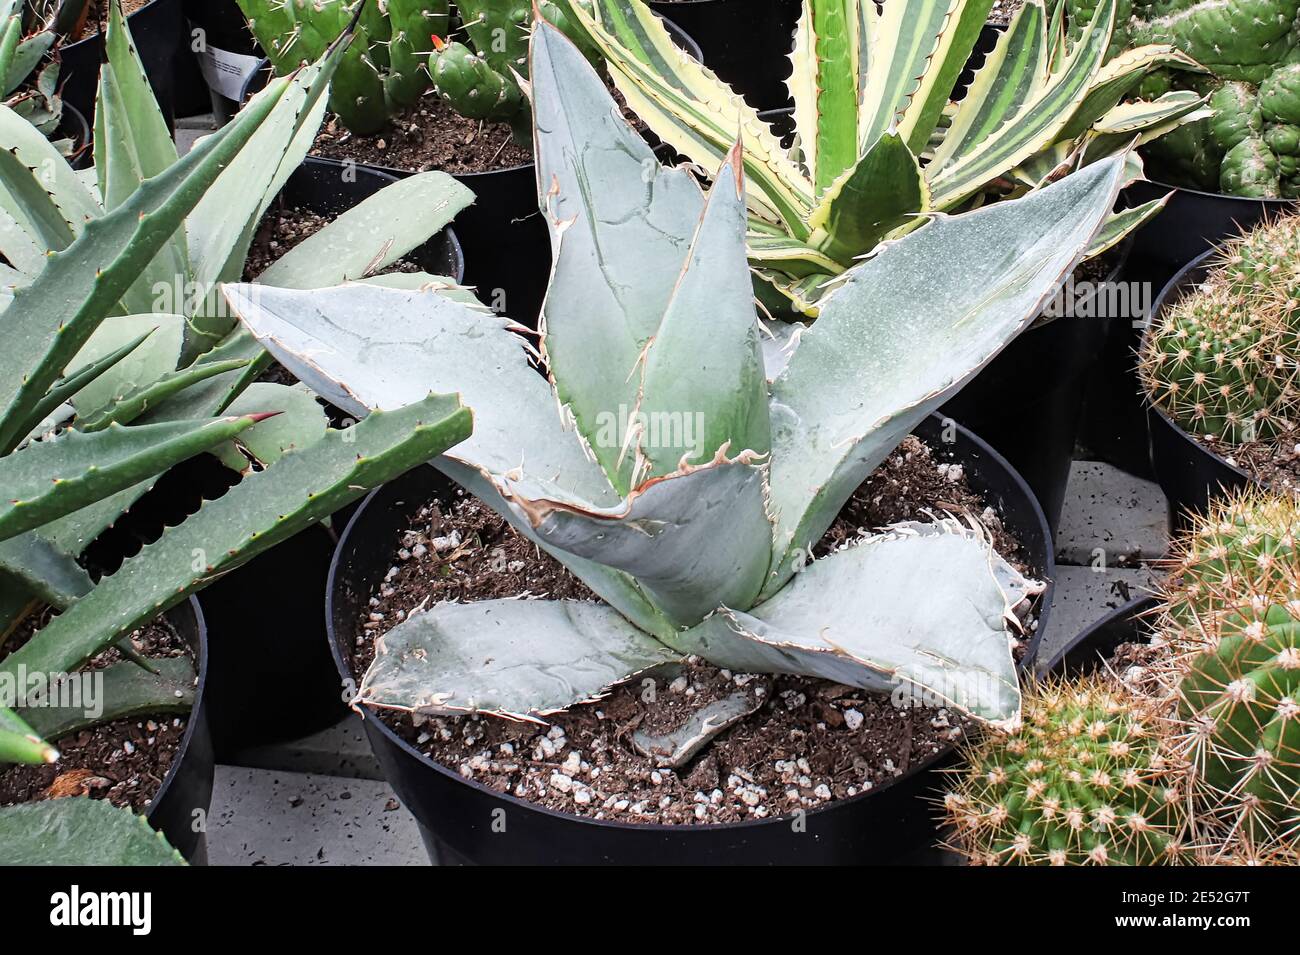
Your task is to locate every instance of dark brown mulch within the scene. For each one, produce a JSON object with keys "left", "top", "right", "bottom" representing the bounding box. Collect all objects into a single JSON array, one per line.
[
  {"left": 0, "top": 619, "right": 191, "bottom": 814},
  {"left": 1184, "top": 428, "right": 1300, "bottom": 496},
  {"left": 347, "top": 436, "right": 1033, "bottom": 825}
]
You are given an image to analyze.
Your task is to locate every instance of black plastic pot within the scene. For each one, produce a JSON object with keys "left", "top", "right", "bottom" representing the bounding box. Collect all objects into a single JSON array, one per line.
[
  {"left": 240, "top": 18, "right": 700, "bottom": 330},
  {"left": 1126, "top": 179, "right": 1296, "bottom": 270},
  {"left": 1143, "top": 250, "right": 1253, "bottom": 533},
  {"left": 60, "top": 0, "right": 185, "bottom": 129},
  {"left": 178, "top": 0, "right": 260, "bottom": 120},
  {"left": 326, "top": 413, "right": 1054, "bottom": 865},
  {"left": 59, "top": 102, "right": 91, "bottom": 170},
  {"left": 144, "top": 596, "right": 215, "bottom": 865},
  {"left": 196, "top": 158, "right": 462, "bottom": 759},
  {"left": 1036, "top": 596, "right": 1159, "bottom": 680},
  {"left": 645, "top": 0, "right": 799, "bottom": 112}
]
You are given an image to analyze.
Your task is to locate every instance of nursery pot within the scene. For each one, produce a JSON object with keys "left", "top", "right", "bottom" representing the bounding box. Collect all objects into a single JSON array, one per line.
[
  {"left": 60, "top": 0, "right": 186, "bottom": 129},
  {"left": 59, "top": 103, "right": 91, "bottom": 170},
  {"left": 326, "top": 413, "right": 1055, "bottom": 865},
  {"left": 179, "top": 0, "right": 261, "bottom": 120},
  {"left": 239, "top": 18, "right": 700, "bottom": 331},
  {"left": 1143, "top": 250, "right": 1253, "bottom": 533},
  {"left": 645, "top": 0, "right": 800, "bottom": 112},
  {"left": 1126, "top": 179, "right": 1297, "bottom": 270},
  {"left": 1035, "top": 596, "right": 1159, "bottom": 680},
  {"left": 195, "top": 157, "right": 463, "bottom": 759}
]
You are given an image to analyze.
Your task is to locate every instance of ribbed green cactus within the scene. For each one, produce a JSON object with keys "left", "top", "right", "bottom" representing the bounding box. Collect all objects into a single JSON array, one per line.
[
  {"left": 238, "top": 0, "right": 451, "bottom": 135},
  {"left": 429, "top": 0, "right": 597, "bottom": 142},
  {"left": 1157, "top": 491, "right": 1300, "bottom": 860},
  {"left": 1140, "top": 213, "right": 1300, "bottom": 443},
  {"left": 1085, "top": 0, "right": 1300, "bottom": 196},
  {"left": 944, "top": 676, "right": 1189, "bottom": 865}
]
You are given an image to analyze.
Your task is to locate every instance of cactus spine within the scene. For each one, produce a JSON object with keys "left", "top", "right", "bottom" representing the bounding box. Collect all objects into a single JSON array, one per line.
[
  {"left": 237, "top": 0, "right": 451, "bottom": 135},
  {"left": 943, "top": 676, "right": 1189, "bottom": 865},
  {"left": 1140, "top": 212, "right": 1300, "bottom": 445},
  {"left": 1156, "top": 490, "right": 1300, "bottom": 860}
]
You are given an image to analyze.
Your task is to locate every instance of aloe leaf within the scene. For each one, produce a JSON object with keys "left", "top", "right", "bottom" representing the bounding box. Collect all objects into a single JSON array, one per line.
[
  {"left": 357, "top": 599, "right": 681, "bottom": 721},
  {"left": 0, "top": 68, "right": 311, "bottom": 455},
  {"left": 931, "top": 1, "right": 1047, "bottom": 170},
  {"left": 672, "top": 521, "right": 1024, "bottom": 724},
  {"left": 0, "top": 532, "right": 90, "bottom": 609},
  {"left": 216, "top": 382, "right": 328, "bottom": 468},
  {"left": 21, "top": 656, "right": 195, "bottom": 740},
  {"left": 256, "top": 172, "right": 474, "bottom": 289},
  {"left": 66, "top": 314, "right": 185, "bottom": 420},
  {"left": 634, "top": 149, "right": 770, "bottom": 480},
  {"left": 806, "top": 130, "right": 927, "bottom": 267},
  {"left": 927, "top": 0, "right": 1112, "bottom": 208},
  {"left": 762, "top": 155, "right": 1127, "bottom": 596},
  {"left": 531, "top": 18, "right": 706, "bottom": 493},
  {"left": 75, "top": 359, "right": 251, "bottom": 431},
  {"left": 0, "top": 416, "right": 264, "bottom": 543},
  {"left": 1, "top": 395, "right": 471, "bottom": 680},
  {"left": 0, "top": 705, "right": 56, "bottom": 764},
  {"left": 0, "top": 798, "right": 185, "bottom": 865},
  {"left": 3, "top": 30, "right": 53, "bottom": 97}
]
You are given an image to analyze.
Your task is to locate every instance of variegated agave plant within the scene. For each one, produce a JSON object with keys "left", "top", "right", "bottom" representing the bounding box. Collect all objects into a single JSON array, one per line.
[
  {"left": 225, "top": 20, "right": 1130, "bottom": 726},
  {"left": 555, "top": 0, "right": 1208, "bottom": 314}
]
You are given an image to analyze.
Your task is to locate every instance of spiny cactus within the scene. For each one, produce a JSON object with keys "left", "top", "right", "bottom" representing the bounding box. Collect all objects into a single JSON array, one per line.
[
  {"left": 1156, "top": 490, "right": 1300, "bottom": 860},
  {"left": 1140, "top": 212, "right": 1300, "bottom": 444},
  {"left": 943, "top": 675, "right": 1190, "bottom": 865},
  {"left": 429, "top": 0, "right": 597, "bottom": 142},
  {"left": 238, "top": 0, "right": 451, "bottom": 135},
  {"left": 1083, "top": 0, "right": 1300, "bottom": 197}
]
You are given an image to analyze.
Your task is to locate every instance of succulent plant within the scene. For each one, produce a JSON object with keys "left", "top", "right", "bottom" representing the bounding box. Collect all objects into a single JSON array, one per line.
[
  {"left": 238, "top": 0, "right": 451, "bottom": 135},
  {"left": 0, "top": 797, "right": 186, "bottom": 864},
  {"left": 552, "top": 0, "right": 1207, "bottom": 314},
  {"left": 1139, "top": 213, "right": 1300, "bottom": 444},
  {"left": 943, "top": 675, "right": 1190, "bottom": 865},
  {"left": 0, "top": 0, "right": 93, "bottom": 149},
  {"left": 1081, "top": 0, "right": 1300, "bottom": 197},
  {"left": 225, "top": 19, "right": 1132, "bottom": 730},
  {"left": 0, "top": 0, "right": 472, "bottom": 797},
  {"left": 1155, "top": 490, "right": 1300, "bottom": 860}
]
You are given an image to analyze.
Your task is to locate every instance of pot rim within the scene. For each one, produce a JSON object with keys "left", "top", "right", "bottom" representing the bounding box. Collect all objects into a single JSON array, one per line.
[
  {"left": 1036, "top": 595, "right": 1159, "bottom": 678},
  {"left": 325, "top": 412, "right": 1055, "bottom": 835},
  {"left": 1139, "top": 247, "right": 1254, "bottom": 486},
  {"left": 1136, "top": 177, "right": 1300, "bottom": 205},
  {"left": 143, "top": 595, "right": 208, "bottom": 829}
]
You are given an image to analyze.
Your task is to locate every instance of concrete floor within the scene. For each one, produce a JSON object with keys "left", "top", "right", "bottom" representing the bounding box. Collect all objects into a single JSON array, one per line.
[{"left": 204, "top": 460, "right": 1171, "bottom": 865}]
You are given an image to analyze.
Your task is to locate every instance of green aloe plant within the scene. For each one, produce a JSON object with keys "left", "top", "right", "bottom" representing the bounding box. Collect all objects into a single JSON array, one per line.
[
  {"left": 225, "top": 20, "right": 1129, "bottom": 728},
  {"left": 0, "top": 1, "right": 474, "bottom": 858},
  {"left": 553, "top": 0, "right": 1207, "bottom": 314}
]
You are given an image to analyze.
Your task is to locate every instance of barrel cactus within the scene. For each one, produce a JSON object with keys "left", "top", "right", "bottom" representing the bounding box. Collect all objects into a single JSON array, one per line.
[
  {"left": 1156, "top": 490, "right": 1300, "bottom": 860},
  {"left": 1139, "top": 212, "right": 1300, "bottom": 443},
  {"left": 1079, "top": 0, "right": 1300, "bottom": 196},
  {"left": 238, "top": 0, "right": 451, "bottom": 135},
  {"left": 943, "top": 675, "right": 1189, "bottom": 865}
]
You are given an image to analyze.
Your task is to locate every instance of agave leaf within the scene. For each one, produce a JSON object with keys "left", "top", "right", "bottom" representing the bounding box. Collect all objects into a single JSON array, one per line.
[
  {"left": 66, "top": 314, "right": 185, "bottom": 420},
  {"left": 1, "top": 394, "right": 471, "bottom": 680},
  {"left": 0, "top": 705, "right": 56, "bottom": 765},
  {"left": 931, "top": 1, "right": 1047, "bottom": 170},
  {"left": 216, "top": 382, "right": 328, "bottom": 469},
  {"left": 256, "top": 172, "right": 474, "bottom": 289},
  {"left": 0, "top": 532, "right": 90, "bottom": 609},
  {"left": 21, "top": 656, "right": 195, "bottom": 740},
  {"left": 927, "top": 0, "right": 1112, "bottom": 208},
  {"left": 0, "top": 798, "right": 185, "bottom": 865},
  {"left": 74, "top": 358, "right": 251, "bottom": 431},
  {"left": 0, "top": 203, "right": 47, "bottom": 274},
  {"left": 0, "top": 416, "right": 263, "bottom": 543},
  {"left": 1087, "top": 89, "right": 1208, "bottom": 137},
  {"left": 357, "top": 599, "right": 681, "bottom": 721},
  {"left": 762, "top": 155, "right": 1126, "bottom": 595},
  {"left": 1085, "top": 194, "right": 1169, "bottom": 257},
  {"left": 672, "top": 520, "right": 1024, "bottom": 723},
  {"left": 531, "top": 18, "right": 705, "bottom": 494},
  {"left": 1055, "top": 43, "right": 1205, "bottom": 145},
  {"left": 0, "top": 69, "right": 312, "bottom": 455},
  {"left": 634, "top": 148, "right": 770, "bottom": 480},
  {"left": 805, "top": 130, "right": 927, "bottom": 268},
  {"left": 792, "top": 0, "right": 861, "bottom": 192},
  {"left": 0, "top": 103, "right": 97, "bottom": 254}
]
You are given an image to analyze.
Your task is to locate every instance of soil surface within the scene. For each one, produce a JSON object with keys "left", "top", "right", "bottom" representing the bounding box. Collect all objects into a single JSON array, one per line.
[
  {"left": 311, "top": 98, "right": 533, "bottom": 175},
  {"left": 0, "top": 617, "right": 192, "bottom": 814},
  {"left": 347, "top": 436, "right": 1036, "bottom": 825},
  {"left": 987, "top": 0, "right": 1025, "bottom": 26},
  {"left": 1182, "top": 428, "right": 1300, "bottom": 495}
]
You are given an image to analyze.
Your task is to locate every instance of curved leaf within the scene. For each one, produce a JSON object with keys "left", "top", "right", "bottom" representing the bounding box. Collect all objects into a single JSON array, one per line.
[{"left": 0, "top": 798, "right": 185, "bottom": 865}]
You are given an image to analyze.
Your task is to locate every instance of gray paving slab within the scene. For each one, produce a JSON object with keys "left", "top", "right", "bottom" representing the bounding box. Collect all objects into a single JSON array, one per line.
[
  {"left": 227, "top": 714, "right": 383, "bottom": 780},
  {"left": 207, "top": 766, "right": 427, "bottom": 866},
  {"left": 1055, "top": 461, "right": 1168, "bottom": 566}
]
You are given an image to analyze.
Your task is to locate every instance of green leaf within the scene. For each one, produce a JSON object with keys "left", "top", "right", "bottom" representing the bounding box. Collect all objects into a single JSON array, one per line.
[
  {"left": 0, "top": 798, "right": 186, "bottom": 865},
  {"left": 673, "top": 521, "right": 1026, "bottom": 724},
  {"left": 0, "top": 532, "right": 90, "bottom": 608},
  {"left": 357, "top": 599, "right": 681, "bottom": 721},
  {"left": 75, "top": 358, "right": 251, "bottom": 431},
  {"left": 1, "top": 395, "right": 472, "bottom": 679},
  {"left": 0, "top": 417, "right": 263, "bottom": 543},
  {"left": 256, "top": 172, "right": 474, "bottom": 288},
  {"left": 66, "top": 314, "right": 185, "bottom": 421},
  {"left": 216, "top": 382, "right": 328, "bottom": 468},
  {"left": 0, "top": 103, "right": 97, "bottom": 255},
  {"left": 796, "top": 0, "right": 862, "bottom": 192},
  {"left": 21, "top": 656, "right": 195, "bottom": 740},
  {"left": 762, "top": 154, "right": 1127, "bottom": 595},
  {"left": 0, "top": 705, "right": 57, "bottom": 765}
]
